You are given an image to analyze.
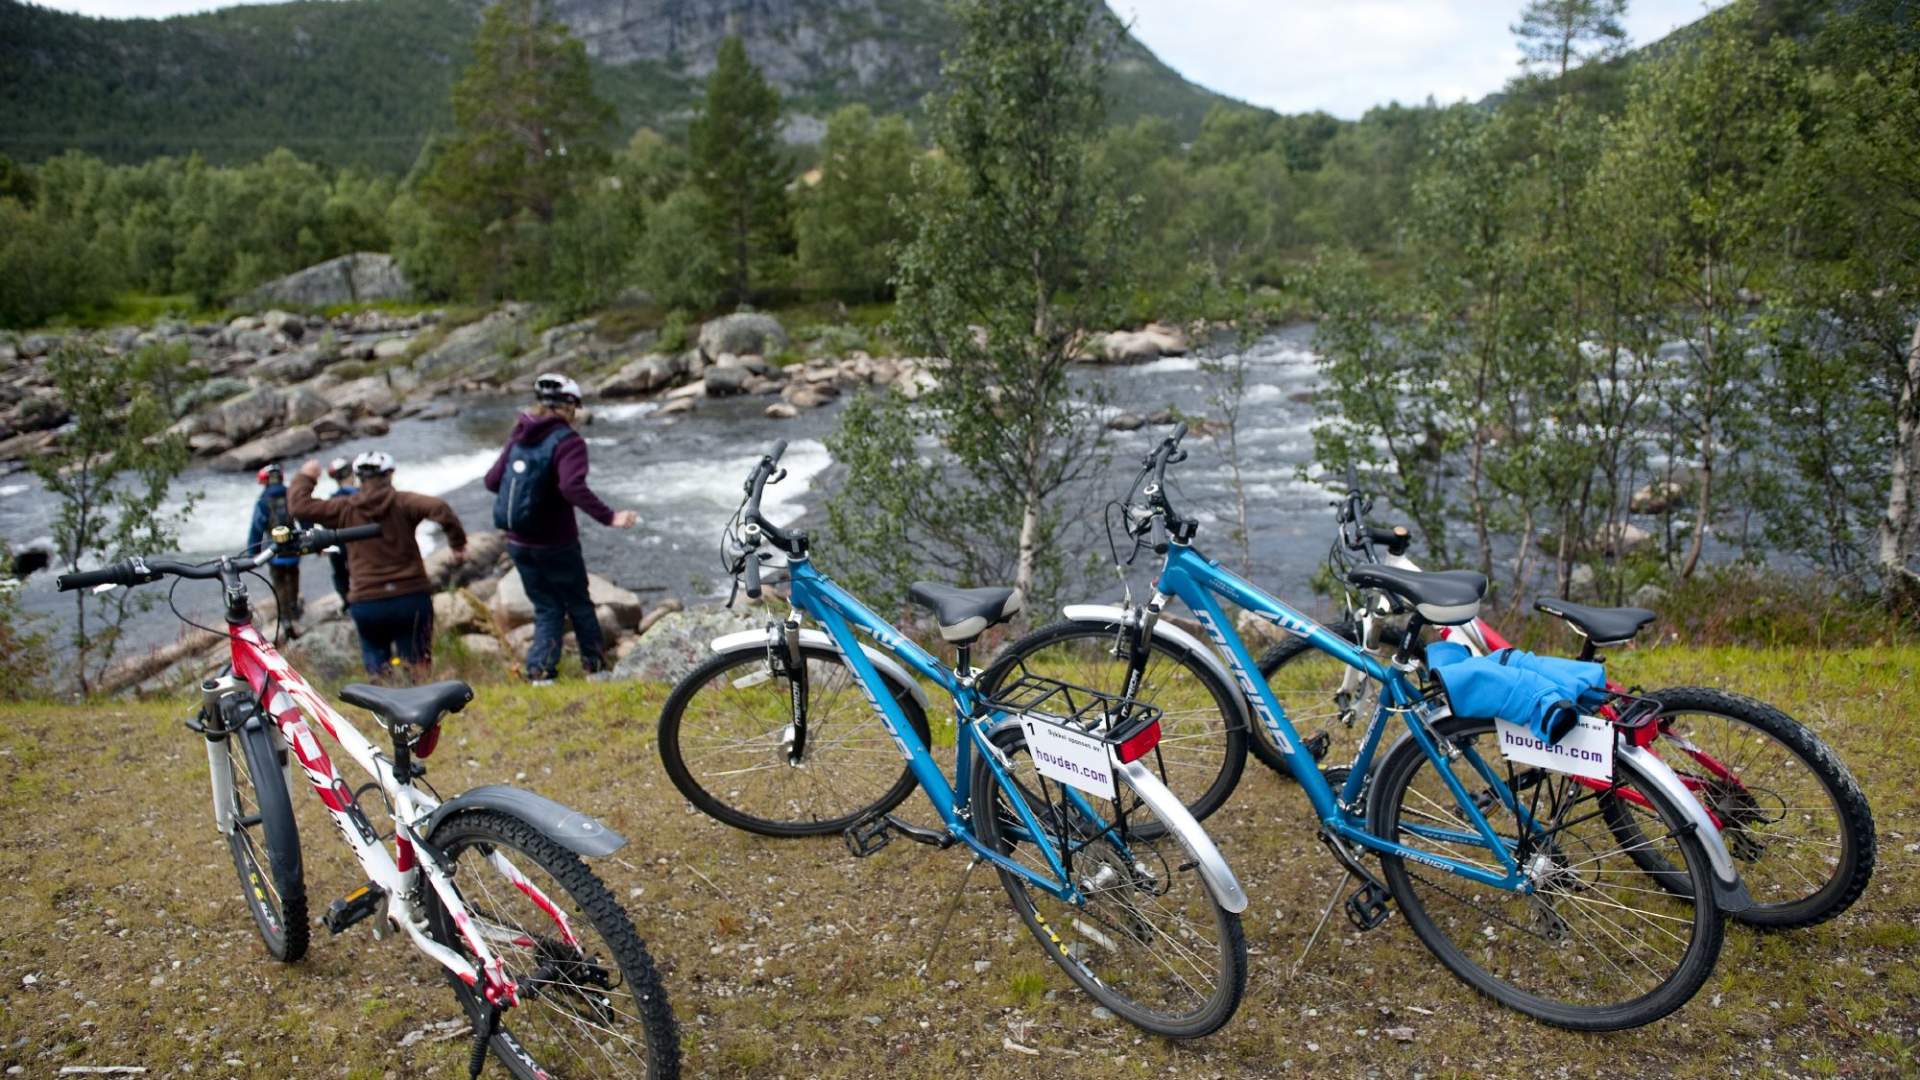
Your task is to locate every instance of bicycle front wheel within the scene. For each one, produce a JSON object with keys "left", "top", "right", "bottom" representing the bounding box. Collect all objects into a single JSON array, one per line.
[
  {"left": 1369, "top": 714, "right": 1724, "bottom": 1030},
  {"left": 427, "top": 809, "right": 680, "bottom": 1079},
  {"left": 972, "top": 726, "right": 1247, "bottom": 1039},
  {"left": 1254, "top": 620, "right": 1369, "bottom": 776},
  {"left": 220, "top": 720, "right": 307, "bottom": 963},
  {"left": 658, "top": 643, "right": 931, "bottom": 836},
  {"left": 979, "top": 619, "right": 1247, "bottom": 826},
  {"left": 1612, "top": 686, "right": 1874, "bottom": 929}
]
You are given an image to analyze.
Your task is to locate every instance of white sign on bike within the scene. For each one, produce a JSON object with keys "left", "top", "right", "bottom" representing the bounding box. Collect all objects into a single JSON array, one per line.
[
  {"left": 1494, "top": 714, "right": 1614, "bottom": 782},
  {"left": 1022, "top": 716, "right": 1119, "bottom": 801}
]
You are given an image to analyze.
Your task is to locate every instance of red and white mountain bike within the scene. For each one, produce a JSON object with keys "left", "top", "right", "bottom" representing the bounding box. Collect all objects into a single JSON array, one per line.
[{"left": 58, "top": 525, "right": 679, "bottom": 1079}]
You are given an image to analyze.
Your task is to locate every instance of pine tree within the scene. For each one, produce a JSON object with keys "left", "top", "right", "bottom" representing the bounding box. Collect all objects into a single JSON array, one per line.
[
  {"left": 420, "top": 0, "right": 614, "bottom": 299},
  {"left": 690, "top": 36, "right": 790, "bottom": 304},
  {"left": 1513, "top": 0, "right": 1630, "bottom": 77}
]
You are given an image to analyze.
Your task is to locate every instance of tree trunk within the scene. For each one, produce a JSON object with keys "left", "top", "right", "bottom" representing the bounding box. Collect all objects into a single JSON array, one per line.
[
  {"left": 1880, "top": 317, "right": 1920, "bottom": 607},
  {"left": 1015, "top": 477, "right": 1040, "bottom": 614}
]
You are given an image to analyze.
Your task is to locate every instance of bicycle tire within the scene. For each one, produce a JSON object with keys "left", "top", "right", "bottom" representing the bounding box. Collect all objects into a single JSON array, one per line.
[
  {"left": 979, "top": 618, "right": 1247, "bottom": 828},
  {"left": 1253, "top": 620, "right": 1365, "bottom": 776},
  {"left": 426, "top": 809, "right": 680, "bottom": 1079},
  {"left": 972, "top": 725, "right": 1247, "bottom": 1039},
  {"left": 658, "top": 643, "right": 930, "bottom": 837},
  {"left": 1608, "top": 686, "right": 1874, "bottom": 930},
  {"left": 223, "top": 720, "right": 308, "bottom": 963},
  {"left": 1368, "top": 713, "right": 1725, "bottom": 1030}
]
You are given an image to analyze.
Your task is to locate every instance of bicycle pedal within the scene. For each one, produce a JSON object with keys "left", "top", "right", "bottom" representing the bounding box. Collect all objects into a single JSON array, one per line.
[
  {"left": 881, "top": 814, "right": 955, "bottom": 849},
  {"left": 322, "top": 882, "right": 385, "bottom": 935},
  {"left": 842, "top": 815, "right": 892, "bottom": 858},
  {"left": 1344, "top": 881, "right": 1392, "bottom": 931}
]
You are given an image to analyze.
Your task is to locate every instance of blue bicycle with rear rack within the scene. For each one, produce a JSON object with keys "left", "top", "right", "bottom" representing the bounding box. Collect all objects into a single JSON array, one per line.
[
  {"left": 655, "top": 442, "right": 1250, "bottom": 1038},
  {"left": 981, "top": 424, "right": 1752, "bottom": 1030}
]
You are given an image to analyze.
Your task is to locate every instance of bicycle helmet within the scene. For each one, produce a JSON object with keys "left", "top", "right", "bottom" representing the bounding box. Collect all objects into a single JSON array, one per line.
[
  {"left": 326, "top": 456, "right": 352, "bottom": 482},
  {"left": 352, "top": 450, "right": 395, "bottom": 477},
  {"left": 256, "top": 463, "right": 283, "bottom": 485},
  {"left": 534, "top": 372, "right": 583, "bottom": 407}
]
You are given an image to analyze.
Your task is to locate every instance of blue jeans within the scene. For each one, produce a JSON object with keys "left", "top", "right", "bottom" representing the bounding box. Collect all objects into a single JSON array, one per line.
[
  {"left": 348, "top": 591, "right": 434, "bottom": 676},
  {"left": 510, "top": 542, "right": 604, "bottom": 679}
]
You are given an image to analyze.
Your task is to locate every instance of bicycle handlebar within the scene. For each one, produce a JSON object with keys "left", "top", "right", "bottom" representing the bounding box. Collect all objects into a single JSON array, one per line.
[
  {"left": 55, "top": 524, "right": 386, "bottom": 593},
  {"left": 740, "top": 441, "right": 805, "bottom": 552}
]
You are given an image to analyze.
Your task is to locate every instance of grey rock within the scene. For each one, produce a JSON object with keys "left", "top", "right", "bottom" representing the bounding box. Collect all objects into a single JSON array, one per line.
[
  {"left": 764, "top": 402, "right": 798, "bottom": 419},
  {"left": 597, "top": 353, "right": 686, "bottom": 398},
  {"left": 256, "top": 348, "right": 327, "bottom": 383},
  {"left": 1629, "top": 583, "right": 1668, "bottom": 611},
  {"left": 426, "top": 530, "right": 506, "bottom": 590},
  {"left": 697, "top": 312, "right": 788, "bottom": 360},
  {"left": 20, "top": 334, "right": 59, "bottom": 358},
  {"left": 311, "top": 411, "right": 353, "bottom": 442},
  {"left": 491, "top": 568, "right": 535, "bottom": 629},
  {"left": 1106, "top": 412, "right": 1146, "bottom": 432},
  {"left": 611, "top": 607, "right": 761, "bottom": 684},
  {"left": 327, "top": 376, "right": 399, "bottom": 417},
  {"left": 213, "top": 424, "right": 319, "bottom": 472},
  {"left": 188, "top": 431, "right": 234, "bottom": 455},
  {"left": 284, "top": 387, "right": 332, "bottom": 425},
  {"left": 702, "top": 365, "right": 752, "bottom": 397},
  {"left": 174, "top": 376, "right": 250, "bottom": 417},
  {"left": 214, "top": 387, "right": 286, "bottom": 442},
  {"left": 233, "top": 328, "right": 280, "bottom": 355},
  {"left": 240, "top": 252, "right": 412, "bottom": 310},
  {"left": 351, "top": 415, "right": 390, "bottom": 437},
  {"left": 260, "top": 310, "right": 305, "bottom": 340},
  {"left": 589, "top": 574, "right": 644, "bottom": 628},
  {"left": 413, "top": 307, "right": 525, "bottom": 379},
  {"left": 372, "top": 337, "right": 412, "bottom": 361}
]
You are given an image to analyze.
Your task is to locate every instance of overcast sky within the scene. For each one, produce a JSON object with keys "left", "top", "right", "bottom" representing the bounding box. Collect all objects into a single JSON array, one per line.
[{"left": 40, "top": 0, "right": 1725, "bottom": 119}]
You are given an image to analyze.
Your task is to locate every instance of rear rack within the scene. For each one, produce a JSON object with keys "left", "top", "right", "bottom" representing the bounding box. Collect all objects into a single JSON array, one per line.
[{"left": 984, "top": 664, "right": 1164, "bottom": 747}]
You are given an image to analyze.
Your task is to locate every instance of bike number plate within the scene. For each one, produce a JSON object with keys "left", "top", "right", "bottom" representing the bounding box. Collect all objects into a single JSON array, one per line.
[
  {"left": 1020, "top": 715, "right": 1118, "bottom": 802},
  {"left": 1494, "top": 714, "right": 1613, "bottom": 782}
]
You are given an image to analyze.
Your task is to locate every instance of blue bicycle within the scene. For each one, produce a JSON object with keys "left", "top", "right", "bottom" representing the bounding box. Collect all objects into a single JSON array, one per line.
[
  {"left": 656, "top": 443, "right": 1250, "bottom": 1038},
  {"left": 984, "top": 426, "right": 1748, "bottom": 1030}
]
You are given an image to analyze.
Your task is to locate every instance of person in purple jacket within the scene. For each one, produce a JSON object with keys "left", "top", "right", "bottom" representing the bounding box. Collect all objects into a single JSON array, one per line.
[{"left": 485, "top": 373, "right": 638, "bottom": 683}]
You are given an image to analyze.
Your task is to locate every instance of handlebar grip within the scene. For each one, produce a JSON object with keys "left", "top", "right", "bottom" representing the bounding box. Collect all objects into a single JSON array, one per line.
[
  {"left": 1367, "top": 525, "right": 1411, "bottom": 555},
  {"left": 56, "top": 562, "right": 132, "bottom": 591},
  {"left": 767, "top": 440, "right": 787, "bottom": 464},
  {"left": 743, "top": 550, "right": 763, "bottom": 600},
  {"left": 1169, "top": 421, "right": 1187, "bottom": 444},
  {"left": 328, "top": 524, "right": 384, "bottom": 545},
  {"left": 1345, "top": 460, "right": 1360, "bottom": 492}
]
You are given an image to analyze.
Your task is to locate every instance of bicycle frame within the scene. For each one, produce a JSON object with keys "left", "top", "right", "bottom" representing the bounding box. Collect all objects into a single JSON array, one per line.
[
  {"left": 782, "top": 557, "right": 1141, "bottom": 906},
  {"left": 1150, "top": 542, "right": 1533, "bottom": 892},
  {"left": 222, "top": 617, "right": 557, "bottom": 1006}
]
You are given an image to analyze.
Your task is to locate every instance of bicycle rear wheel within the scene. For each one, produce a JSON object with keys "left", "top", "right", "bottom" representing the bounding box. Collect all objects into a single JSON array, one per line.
[
  {"left": 427, "top": 809, "right": 680, "bottom": 1079},
  {"left": 979, "top": 619, "right": 1247, "bottom": 827},
  {"left": 1608, "top": 687, "right": 1874, "bottom": 929},
  {"left": 220, "top": 719, "right": 307, "bottom": 963},
  {"left": 972, "top": 726, "right": 1247, "bottom": 1039},
  {"left": 658, "top": 643, "right": 930, "bottom": 836},
  {"left": 1368, "top": 714, "right": 1724, "bottom": 1030}
]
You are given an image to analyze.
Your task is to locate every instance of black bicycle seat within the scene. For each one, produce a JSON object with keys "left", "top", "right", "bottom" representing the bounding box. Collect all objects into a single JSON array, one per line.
[
  {"left": 1534, "top": 599, "right": 1656, "bottom": 646},
  {"left": 339, "top": 680, "right": 474, "bottom": 731},
  {"left": 1346, "top": 566, "right": 1486, "bottom": 625},
  {"left": 907, "top": 582, "right": 1024, "bottom": 644}
]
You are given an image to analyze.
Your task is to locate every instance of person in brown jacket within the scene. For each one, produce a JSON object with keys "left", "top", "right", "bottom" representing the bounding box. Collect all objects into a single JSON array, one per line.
[{"left": 288, "top": 451, "right": 468, "bottom": 676}]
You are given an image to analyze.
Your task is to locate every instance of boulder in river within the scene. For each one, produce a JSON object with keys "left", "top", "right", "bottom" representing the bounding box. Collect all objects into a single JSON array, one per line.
[
  {"left": 597, "top": 353, "right": 686, "bottom": 398},
  {"left": 214, "top": 386, "right": 286, "bottom": 442},
  {"left": 697, "top": 313, "right": 788, "bottom": 361},
  {"left": 239, "top": 252, "right": 412, "bottom": 310},
  {"left": 256, "top": 349, "right": 327, "bottom": 384},
  {"left": 702, "top": 366, "right": 752, "bottom": 397},
  {"left": 327, "top": 375, "right": 400, "bottom": 417},
  {"left": 214, "top": 424, "right": 320, "bottom": 472},
  {"left": 283, "top": 387, "right": 332, "bottom": 425},
  {"left": 413, "top": 306, "right": 526, "bottom": 379}
]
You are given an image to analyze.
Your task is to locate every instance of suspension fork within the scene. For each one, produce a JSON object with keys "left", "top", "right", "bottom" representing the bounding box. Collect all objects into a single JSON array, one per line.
[{"left": 780, "top": 611, "right": 810, "bottom": 764}]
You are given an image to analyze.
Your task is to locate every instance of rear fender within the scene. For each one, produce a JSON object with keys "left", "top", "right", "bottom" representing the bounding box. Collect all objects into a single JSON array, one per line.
[{"left": 422, "top": 785, "right": 626, "bottom": 858}]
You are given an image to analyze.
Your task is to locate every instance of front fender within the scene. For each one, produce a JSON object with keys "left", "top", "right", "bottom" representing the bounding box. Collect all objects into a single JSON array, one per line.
[
  {"left": 422, "top": 785, "right": 627, "bottom": 858},
  {"left": 710, "top": 627, "right": 931, "bottom": 711},
  {"left": 1617, "top": 741, "right": 1754, "bottom": 914},
  {"left": 1059, "top": 604, "right": 1250, "bottom": 729}
]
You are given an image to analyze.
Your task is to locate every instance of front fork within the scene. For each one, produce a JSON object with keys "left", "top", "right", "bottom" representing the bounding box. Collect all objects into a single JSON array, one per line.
[{"left": 777, "top": 612, "right": 810, "bottom": 764}]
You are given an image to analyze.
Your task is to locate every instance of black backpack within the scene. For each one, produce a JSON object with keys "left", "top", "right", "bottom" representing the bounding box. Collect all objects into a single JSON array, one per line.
[
  {"left": 263, "top": 489, "right": 293, "bottom": 531},
  {"left": 493, "top": 425, "right": 575, "bottom": 531}
]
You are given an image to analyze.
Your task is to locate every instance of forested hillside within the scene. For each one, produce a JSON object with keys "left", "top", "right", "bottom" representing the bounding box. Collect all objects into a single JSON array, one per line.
[{"left": 0, "top": 0, "right": 1236, "bottom": 170}]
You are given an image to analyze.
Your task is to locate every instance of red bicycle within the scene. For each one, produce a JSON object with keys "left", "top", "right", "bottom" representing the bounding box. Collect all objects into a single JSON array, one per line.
[
  {"left": 58, "top": 524, "right": 679, "bottom": 1078},
  {"left": 1252, "top": 479, "right": 1875, "bottom": 930}
]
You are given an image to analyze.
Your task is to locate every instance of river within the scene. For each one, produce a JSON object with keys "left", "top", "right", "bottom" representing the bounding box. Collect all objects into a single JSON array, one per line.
[{"left": 0, "top": 324, "right": 1344, "bottom": 660}]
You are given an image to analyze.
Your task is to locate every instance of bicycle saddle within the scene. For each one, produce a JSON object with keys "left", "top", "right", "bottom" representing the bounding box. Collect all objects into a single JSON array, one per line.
[
  {"left": 339, "top": 680, "right": 475, "bottom": 731},
  {"left": 1346, "top": 566, "right": 1486, "bottom": 625},
  {"left": 1534, "top": 598, "right": 1657, "bottom": 646},
  {"left": 907, "top": 581, "right": 1025, "bottom": 644}
]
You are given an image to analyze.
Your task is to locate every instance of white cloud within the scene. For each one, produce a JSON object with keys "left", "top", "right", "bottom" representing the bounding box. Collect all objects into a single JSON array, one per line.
[{"left": 43, "top": 0, "right": 1725, "bottom": 119}]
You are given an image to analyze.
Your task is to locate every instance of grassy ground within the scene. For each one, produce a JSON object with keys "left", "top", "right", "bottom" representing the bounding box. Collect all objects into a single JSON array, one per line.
[{"left": 1, "top": 646, "right": 1916, "bottom": 1078}]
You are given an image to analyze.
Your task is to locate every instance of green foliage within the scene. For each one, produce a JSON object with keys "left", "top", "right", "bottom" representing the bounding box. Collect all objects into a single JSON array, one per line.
[
  {"left": 795, "top": 105, "right": 918, "bottom": 300},
  {"left": 0, "top": 544, "right": 51, "bottom": 703},
  {"left": 832, "top": 0, "right": 1135, "bottom": 606},
  {"left": 633, "top": 188, "right": 728, "bottom": 311},
  {"left": 690, "top": 36, "right": 792, "bottom": 303},
  {"left": 416, "top": 0, "right": 617, "bottom": 301},
  {"left": 28, "top": 343, "right": 193, "bottom": 696},
  {"left": 1512, "top": 0, "right": 1629, "bottom": 76}
]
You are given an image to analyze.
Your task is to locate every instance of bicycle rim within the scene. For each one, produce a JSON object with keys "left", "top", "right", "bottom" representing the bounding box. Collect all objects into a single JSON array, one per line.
[
  {"left": 1370, "top": 715, "right": 1723, "bottom": 1030},
  {"left": 658, "top": 644, "right": 927, "bottom": 836},
  {"left": 973, "top": 728, "right": 1246, "bottom": 1038},
  {"left": 428, "top": 810, "right": 679, "bottom": 1079},
  {"left": 980, "top": 620, "right": 1246, "bottom": 826}
]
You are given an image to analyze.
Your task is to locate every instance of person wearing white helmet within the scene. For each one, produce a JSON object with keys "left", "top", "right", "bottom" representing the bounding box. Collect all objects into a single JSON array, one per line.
[
  {"left": 484, "top": 372, "right": 639, "bottom": 683},
  {"left": 288, "top": 450, "right": 469, "bottom": 677},
  {"left": 322, "top": 457, "right": 357, "bottom": 603}
]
